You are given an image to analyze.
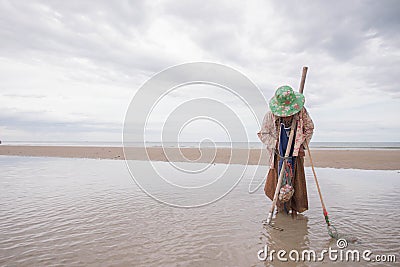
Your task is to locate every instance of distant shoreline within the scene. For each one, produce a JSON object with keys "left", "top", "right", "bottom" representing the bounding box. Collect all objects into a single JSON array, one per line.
[
  {"left": 1, "top": 141, "right": 400, "bottom": 150},
  {"left": 0, "top": 145, "right": 399, "bottom": 170}
]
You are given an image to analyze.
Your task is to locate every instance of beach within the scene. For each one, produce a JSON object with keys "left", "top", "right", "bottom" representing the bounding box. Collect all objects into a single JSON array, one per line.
[
  {"left": 1, "top": 145, "right": 399, "bottom": 266},
  {"left": 0, "top": 145, "right": 399, "bottom": 170}
]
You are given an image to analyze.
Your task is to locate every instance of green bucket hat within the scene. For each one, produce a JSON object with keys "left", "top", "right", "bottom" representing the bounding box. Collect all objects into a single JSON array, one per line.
[{"left": 269, "top": 85, "right": 305, "bottom": 117}]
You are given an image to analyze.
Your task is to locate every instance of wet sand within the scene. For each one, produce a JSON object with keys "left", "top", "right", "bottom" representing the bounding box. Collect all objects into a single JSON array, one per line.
[{"left": 0, "top": 145, "right": 399, "bottom": 170}]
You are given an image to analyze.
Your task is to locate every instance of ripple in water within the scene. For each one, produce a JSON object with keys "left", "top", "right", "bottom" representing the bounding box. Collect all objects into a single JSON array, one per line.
[{"left": 0, "top": 156, "right": 399, "bottom": 266}]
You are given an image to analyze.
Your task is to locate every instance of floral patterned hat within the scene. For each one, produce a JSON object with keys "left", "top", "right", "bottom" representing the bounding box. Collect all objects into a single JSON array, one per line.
[{"left": 269, "top": 85, "right": 305, "bottom": 117}]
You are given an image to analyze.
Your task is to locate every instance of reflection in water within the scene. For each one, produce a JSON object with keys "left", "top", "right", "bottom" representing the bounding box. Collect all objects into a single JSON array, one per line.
[
  {"left": 0, "top": 156, "right": 399, "bottom": 266},
  {"left": 260, "top": 214, "right": 309, "bottom": 266}
]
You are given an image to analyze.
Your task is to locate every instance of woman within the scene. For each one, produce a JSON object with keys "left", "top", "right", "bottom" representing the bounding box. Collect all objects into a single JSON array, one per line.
[{"left": 257, "top": 85, "right": 314, "bottom": 215}]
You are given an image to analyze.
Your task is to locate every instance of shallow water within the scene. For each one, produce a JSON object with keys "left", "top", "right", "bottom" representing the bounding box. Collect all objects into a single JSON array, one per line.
[{"left": 0, "top": 156, "right": 399, "bottom": 266}]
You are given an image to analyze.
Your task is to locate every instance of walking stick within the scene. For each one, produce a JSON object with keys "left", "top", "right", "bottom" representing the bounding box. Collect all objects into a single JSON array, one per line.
[
  {"left": 303, "top": 141, "right": 338, "bottom": 238},
  {"left": 264, "top": 106, "right": 297, "bottom": 227},
  {"left": 299, "top": 67, "right": 339, "bottom": 239}
]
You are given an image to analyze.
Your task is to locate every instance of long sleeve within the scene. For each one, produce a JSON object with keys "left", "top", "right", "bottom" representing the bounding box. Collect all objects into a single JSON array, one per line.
[
  {"left": 293, "top": 107, "right": 314, "bottom": 156},
  {"left": 302, "top": 107, "right": 314, "bottom": 146},
  {"left": 257, "top": 111, "right": 278, "bottom": 168}
]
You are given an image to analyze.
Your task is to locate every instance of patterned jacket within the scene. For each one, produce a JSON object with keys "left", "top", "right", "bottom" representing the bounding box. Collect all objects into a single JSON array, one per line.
[{"left": 257, "top": 107, "right": 314, "bottom": 168}]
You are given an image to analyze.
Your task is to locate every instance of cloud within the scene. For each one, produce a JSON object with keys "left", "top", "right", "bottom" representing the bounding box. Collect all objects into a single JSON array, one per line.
[
  {"left": 0, "top": 0, "right": 399, "bottom": 142},
  {"left": 0, "top": 107, "right": 122, "bottom": 142},
  {"left": 0, "top": 0, "right": 175, "bottom": 77},
  {"left": 3, "top": 94, "right": 46, "bottom": 99}
]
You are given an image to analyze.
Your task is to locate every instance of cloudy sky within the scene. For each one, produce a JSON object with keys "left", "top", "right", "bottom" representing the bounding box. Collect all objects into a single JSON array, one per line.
[{"left": 1, "top": 0, "right": 399, "bottom": 143}]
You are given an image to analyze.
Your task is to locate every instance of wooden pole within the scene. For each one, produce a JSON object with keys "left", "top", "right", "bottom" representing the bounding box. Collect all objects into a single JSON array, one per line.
[
  {"left": 265, "top": 118, "right": 296, "bottom": 225},
  {"left": 298, "top": 66, "right": 330, "bottom": 222},
  {"left": 299, "top": 66, "right": 308, "bottom": 94},
  {"left": 303, "top": 141, "right": 328, "bottom": 218}
]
